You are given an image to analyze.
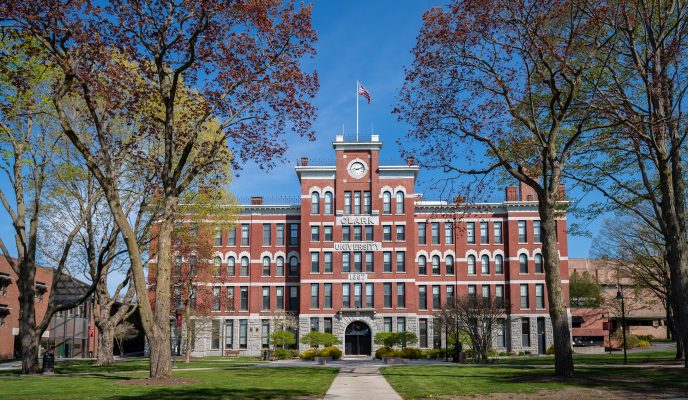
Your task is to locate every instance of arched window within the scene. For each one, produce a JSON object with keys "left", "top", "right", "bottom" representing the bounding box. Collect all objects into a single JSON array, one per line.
[
  {"left": 262, "top": 256, "right": 271, "bottom": 276},
  {"left": 395, "top": 191, "right": 404, "bottom": 214},
  {"left": 241, "top": 256, "right": 249, "bottom": 276},
  {"left": 311, "top": 192, "right": 320, "bottom": 214},
  {"left": 276, "top": 256, "right": 285, "bottom": 276},
  {"left": 495, "top": 254, "right": 503, "bottom": 274},
  {"left": 481, "top": 255, "right": 489, "bottom": 274},
  {"left": 213, "top": 256, "right": 222, "bottom": 276},
  {"left": 535, "top": 254, "right": 543, "bottom": 273},
  {"left": 289, "top": 256, "right": 298, "bottom": 276},
  {"left": 383, "top": 191, "right": 392, "bottom": 214},
  {"left": 227, "top": 256, "right": 235, "bottom": 276},
  {"left": 324, "top": 192, "right": 333, "bottom": 215},
  {"left": 519, "top": 254, "right": 528, "bottom": 273},
  {"left": 446, "top": 255, "right": 454, "bottom": 275},
  {"left": 467, "top": 255, "right": 476, "bottom": 275},
  {"left": 418, "top": 255, "right": 427, "bottom": 275},
  {"left": 432, "top": 255, "right": 440, "bottom": 275}
]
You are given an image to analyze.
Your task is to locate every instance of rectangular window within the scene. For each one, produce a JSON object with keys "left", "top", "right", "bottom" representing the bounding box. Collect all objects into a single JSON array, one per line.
[
  {"left": 397, "top": 283, "right": 406, "bottom": 308},
  {"left": 289, "top": 286, "right": 298, "bottom": 311},
  {"left": 518, "top": 220, "right": 527, "bottom": 243},
  {"left": 290, "top": 224, "right": 299, "bottom": 246},
  {"left": 419, "top": 285, "right": 427, "bottom": 310},
  {"left": 468, "top": 285, "right": 476, "bottom": 301},
  {"left": 324, "top": 252, "right": 333, "bottom": 273},
  {"left": 365, "top": 252, "right": 374, "bottom": 272},
  {"left": 214, "top": 226, "right": 222, "bottom": 246},
  {"left": 240, "top": 287, "right": 248, "bottom": 311},
  {"left": 354, "top": 191, "right": 361, "bottom": 214},
  {"left": 497, "top": 319, "right": 506, "bottom": 347},
  {"left": 536, "top": 284, "right": 545, "bottom": 308},
  {"left": 311, "top": 226, "right": 319, "bottom": 242},
  {"left": 212, "top": 286, "right": 221, "bottom": 311},
  {"left": 261, "top": 320, "right": 270, "bottom": 349},
  {"left": 241, "top": 224, "right": 250, "bottom": 246},
  {"left": 396, "top": 251, "right": 406, "bottom": 272},
  {"left": 354, "top": 252, "right": 362, "bottom": 272},
  {"left": 344, "top": 191, "right": 352, "bottom": 214},
  {"left": 354, "top": 226, "right": 362, "bottom": 241},
  {"left": 311, "top": 252, "right": 319, "bottom": 273},
  {"left": 324, "top": 317, "right": 333, "bottom": 334},
  {"left": 239, "top": 319, "right": 248, "bottom": 349},
  {"left": 276, "top": 224, "right": 284, "bottom": 246},
  {"left": 224, "top": 320, "right": 234, "bottom": 349},
  {"left": 263, "top": 224, "right": 271, "bottom": 246},
  {"left": 494, "top": 222, "right": 502, "bottom": 244},
  {"left": 446, "top": 285, "right": 455, "bottom": 304},
  {"left": 310, "top": 284, "right": 319, "bottom": 309},
  {"left": 226, "top": 287, "right": 235, "bottom": 311},
  {"left": 354, "top": 283, "right": 362, "bottom": 308},
  {"left": 431, "top": 222, "right": 440, "bottom": 244},
  {"left": 480, "top": 222, "right": 489, "bottom": 244},
  {"left": 343, "top": 226, "right": 351, "bottom": 241},
  {"left": 343, "top": 283, "right": 350, "bottom": 308},
  {"left": 365, "top": 226, "right": 374, "bottom": 241},
  {"left": 342, "top": 252, "right": 351, "bottom": 272},
  {"left": 397, "top": 317, "right": 406, "bottom": 333},
  {"left": 384, "top": 317, "right": 393, "bottom": 332},
  {"left": 533, "top": 220, "right": 541, "bottom": 243},
  {"left": 364, "top": 191, "right": 371, "bottom": 214},
  {"left": 495, "top": 284, "right": 504, "bottom": 307},
  {"left": 384, "top": 283, "right": 392, "bottom": 308},
  {"left": 365, "top": 283, "right": 374, "bottom": 308},
  {"left": 396, "top": 225, "right": 405, "bottom": 241},
  {"left": 418, "top": 222, "right": 426, "bottom": 244},
  {"left": 520, "top": 284, "right": 529, "bottom": 309},
  {"left": 445, "top": 222, "right": 453, "bottom": 244},
  {"left": 276, "top": 286, "right": 284, "bottom": 310},
  {"left": 324, "top": 283, "right": 332, "bottom": 309},
  {"left": 383, "top": 252, "right": 392, "bottom": 272},
  {"left": 522, "top": 318, "right": 531, "bottom": 347},
  {"left": 383, "top": 225, "right": 392, "bottom": 241},
  {"left": 467, "top": 222, "right": 475, "bottom": 244},
  {"left": 432, "top": 285, "right": 441, "bottom": 309},
  {"left": 324, "top": 226, "right": 333, "bottom": 241},
  {"left": 433, "top": 319, "right": 442, "bottom": 349},
  {"left": 482, "top": 285, "right": 490, "bottom": 305},
  {"left": 228, "top": 227, "right": 236, "bottom": 245},
  {"left": 310, "top": 317, "right": 319, "bottom": 332},
  {"left": 262, "top": 286, "right": 270, "bottom": 311},
  {"left": 419, "top": 319, "right": 428, "bottom": 348}
]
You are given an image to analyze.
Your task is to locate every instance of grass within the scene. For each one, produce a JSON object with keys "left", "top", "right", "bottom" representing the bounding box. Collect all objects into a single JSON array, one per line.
[
  {"left": 381, "top": 364, "right": 688, "bottom": 399},
  {"left": 494, "top": 349, "right": 678, "bottom": 365},
  {"left": 0, "top": 366, "right": 338, "bottom": 399}
]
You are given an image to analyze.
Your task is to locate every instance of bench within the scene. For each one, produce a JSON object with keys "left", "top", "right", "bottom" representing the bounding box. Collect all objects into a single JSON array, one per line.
[{"left": 224, "top": 350, "right": 240, "bottom": 357}]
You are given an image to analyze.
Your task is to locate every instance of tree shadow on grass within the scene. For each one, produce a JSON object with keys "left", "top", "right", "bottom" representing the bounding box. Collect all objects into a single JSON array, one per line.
[{"left": 109, "top": 387, "right": 320, "bottom": 400}]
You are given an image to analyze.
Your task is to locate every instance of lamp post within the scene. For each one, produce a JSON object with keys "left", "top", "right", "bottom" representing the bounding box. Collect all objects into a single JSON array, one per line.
[
  {"left": 616, "top": 288, "right": 627, "bottom": 364},
  {"left": 173, "top": 302, "right": 183, "bottom": 368}
]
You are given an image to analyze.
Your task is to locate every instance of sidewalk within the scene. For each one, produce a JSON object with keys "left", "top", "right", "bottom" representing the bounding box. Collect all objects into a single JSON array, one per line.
[{"left": 324, "top": 365, "right": 402, "bottom": 400}]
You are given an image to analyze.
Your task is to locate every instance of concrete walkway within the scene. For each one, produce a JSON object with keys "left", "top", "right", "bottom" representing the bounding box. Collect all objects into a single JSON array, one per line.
[{"left": 324, "top": 365, "right": 402, "bottom": 400}]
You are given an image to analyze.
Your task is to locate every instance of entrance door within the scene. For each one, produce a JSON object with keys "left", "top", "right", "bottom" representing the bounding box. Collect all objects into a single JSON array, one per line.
[
  {"left": 537, "top": 317, "right": 546, "bottom": 355},
  {"left": 345, "top": 321, "right": 371, "bottom": 355}
]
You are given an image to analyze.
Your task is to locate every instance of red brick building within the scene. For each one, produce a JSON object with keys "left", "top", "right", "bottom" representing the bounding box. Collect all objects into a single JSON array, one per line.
[{"left": 171, "top": 135, "right": 570, "bottom": 357}]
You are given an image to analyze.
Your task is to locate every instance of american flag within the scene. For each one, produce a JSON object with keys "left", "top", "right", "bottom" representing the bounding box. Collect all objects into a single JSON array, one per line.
[{"left": 358, "top": 83, "right": 371, "bottom": 104}]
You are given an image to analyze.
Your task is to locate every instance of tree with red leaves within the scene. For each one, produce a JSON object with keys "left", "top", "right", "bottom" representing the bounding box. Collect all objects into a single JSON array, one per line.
[
  {"left": 1, "top": 0, "right": 317, "bottom": 378},
  {"left": 396, "top": 0, "right": 611, "bottom": 377}
]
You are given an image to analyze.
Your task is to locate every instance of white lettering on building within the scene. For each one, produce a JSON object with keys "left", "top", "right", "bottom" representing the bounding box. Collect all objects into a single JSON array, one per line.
[
  {"left": 336, "top": 216, "right": 379, "bottom": 225},
  {"left": 332, "top": 242, "right": 382, "bottom": 251}
]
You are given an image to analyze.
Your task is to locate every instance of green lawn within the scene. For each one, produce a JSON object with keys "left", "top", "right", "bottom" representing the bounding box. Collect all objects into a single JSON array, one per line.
[
  {"left": 495, "top": 350, "right": 678, "bottom": 365},
  {"left": 381, "top": 364, "right": 688, "bottom": 399},
  {"left": 0, "top": 366, "right": 338, "bottom": 399}
]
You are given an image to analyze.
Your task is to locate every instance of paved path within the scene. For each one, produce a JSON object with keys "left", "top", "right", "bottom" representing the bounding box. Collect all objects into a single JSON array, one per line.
[{"left": 324, "top": 365, "right": 402, "bottom": 400}]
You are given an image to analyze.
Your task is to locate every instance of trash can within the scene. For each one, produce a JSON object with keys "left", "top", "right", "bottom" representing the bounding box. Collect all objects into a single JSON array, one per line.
[
  {"left": 42, "top": 352, "right": 55, "bottom": 374},
  {"left": 263, "top": 350, "right": 270, "bottom": 361}
]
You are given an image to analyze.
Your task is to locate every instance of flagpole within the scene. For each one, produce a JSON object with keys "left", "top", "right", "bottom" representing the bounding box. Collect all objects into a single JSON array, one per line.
[{"left": 356, "top": 80, "right": 359, "bottom": 142}]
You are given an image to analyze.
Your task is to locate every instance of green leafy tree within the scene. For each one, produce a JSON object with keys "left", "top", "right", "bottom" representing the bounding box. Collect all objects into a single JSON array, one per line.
[
  {"left": 271, "top": 330, "right": 296, "bottom": 350},
  {"left": 300, "top": 332, "right": 341, "bottom": 348},
  {"left": 569, "top": 271, "right": 603, "bottom": 308}
]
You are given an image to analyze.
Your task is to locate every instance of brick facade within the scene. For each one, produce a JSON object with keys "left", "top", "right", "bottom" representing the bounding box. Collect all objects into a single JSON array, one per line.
[{"left": 167, "top": 135, "right": 570, "bottom": 357}]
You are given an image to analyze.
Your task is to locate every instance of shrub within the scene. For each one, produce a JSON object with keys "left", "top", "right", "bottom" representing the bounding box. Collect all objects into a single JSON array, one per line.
[
  {"left": 498, "top": 351, "right": 508, "bottom": 357},
  {"left": 524, "top": 350, "right": 532, "bottom": 355},
  {"left": 637, "top": 334, "right": 654, "bottom": 342},
  {"left": 320, "top": 346, "right": 343, "bottom": 360},
  {"left": 545, "top": 345, "right": 555, "bottom": 355},
  {"left": 271, "top": 330, "right": 296, "bottom": 348},
  {"left": 299, "top": 332, "right": 341, "bottom": 348},
  {"left": 400, "top": 347, "right": 422, "bottom": 359},
  {"left": 290, "top": 349, "right": 300, "bottom": 358},
  {"left": 299, "top": 348, "right": 319, "bottom": 360},
  {"left": 517, "top": 351, "right": 525, "bottom": 356},
  {"left": 613, "top": 331, "right": 640, "bottom": 349},
  {"left": 374, "top": 332, "right": 398, "bottom": 348},
  {"left": 465, "top": 348, "right": 476, "bottom": 358},
  {"left": 273, "top": 348, "right": 293, "bottom": 360},
  {"left": 487, "top": 348, "right": 497, "bottom": 358},
  {"left": 422, "top": 349, "right": 446, "bottom": 359},
  {"left": 638, "top": 339, "right": 651, "bottom": 347},
  {"left": 375, "top": 347, "right": 400, "bottom": 359}
]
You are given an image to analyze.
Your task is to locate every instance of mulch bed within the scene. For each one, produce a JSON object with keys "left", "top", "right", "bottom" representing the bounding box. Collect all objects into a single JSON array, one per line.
[{"left": 117, "top": 377, "right": 198, "bottom": 386}]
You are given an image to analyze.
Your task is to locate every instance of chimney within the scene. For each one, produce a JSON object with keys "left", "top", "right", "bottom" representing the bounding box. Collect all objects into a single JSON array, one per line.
[
  {"left": 251, "top": 196, "right": 263, "bottom": 205},
  {"left": 558, "top": 183, "right": 567, "bottom": 200},
  {"left": 505, "top": 186, "right": 518, "bottom": 202},
  {"left": 406, "top": 156, "right": 415, "bottom": 166},
  {"left": 300, "top": 157, "right": 309, "bottom": 166},
  {"left": 519, "top": 180, "right": 537, "bottom": 201}
]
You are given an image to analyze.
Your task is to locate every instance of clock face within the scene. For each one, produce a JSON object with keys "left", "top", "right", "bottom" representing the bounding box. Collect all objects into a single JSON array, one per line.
[{"left": 348, "top": 160, "right": 367, "bottom": 179}]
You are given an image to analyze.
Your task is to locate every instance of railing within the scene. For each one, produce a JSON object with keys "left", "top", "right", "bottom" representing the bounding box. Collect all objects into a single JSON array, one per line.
[
  {"left": 296, "top": 158, "right": 411, "bottom": 166},
  {"left": 235, "top": 196, "right": 301, "bottom": 205}
]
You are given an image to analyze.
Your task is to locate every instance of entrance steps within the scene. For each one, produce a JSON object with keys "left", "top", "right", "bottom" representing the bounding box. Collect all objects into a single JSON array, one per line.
[{"left": 342, "top": 355, "right": 373, "bottom": 361}]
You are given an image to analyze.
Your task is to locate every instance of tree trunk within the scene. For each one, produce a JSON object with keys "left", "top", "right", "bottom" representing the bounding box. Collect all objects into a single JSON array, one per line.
[
  {"left": 539, "top": 200, "right": 574, "bottom": 377},
  {"left": 184, "top": 308, "right": 192, "bottom": 363},
  {"left": 96, "top": 326, "right": 115, "bottom": 366},
  {"left": 18, "top": 258, "right": 40, "bottom": 374}
]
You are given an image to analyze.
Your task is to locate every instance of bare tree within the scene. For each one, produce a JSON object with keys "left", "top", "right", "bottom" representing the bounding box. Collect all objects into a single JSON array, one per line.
[{"left": 114, "top": 321, "right": 139, "bottom": 357}]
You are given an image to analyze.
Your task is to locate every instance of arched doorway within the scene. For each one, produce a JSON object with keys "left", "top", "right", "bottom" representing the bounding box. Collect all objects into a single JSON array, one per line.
[{"left": 345, "top": 321, "right": 371, "bottom": 355}]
